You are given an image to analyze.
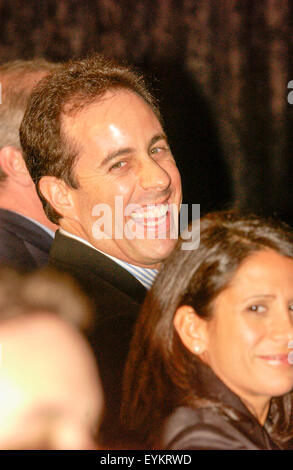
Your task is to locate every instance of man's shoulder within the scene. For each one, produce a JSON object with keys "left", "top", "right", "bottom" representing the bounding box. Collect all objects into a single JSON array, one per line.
[
  {"left": 0, "top": 209, "right": 52, "bottom": 244},
  {"left": 49, "top": 230, "right": 146, "bottom": 308},
  {"left": 0, "top": 209, "right": 52, "bottom": 270}
]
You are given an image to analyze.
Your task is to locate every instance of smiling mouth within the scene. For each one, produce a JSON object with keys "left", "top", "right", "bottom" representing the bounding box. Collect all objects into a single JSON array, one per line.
[
  {"left": 129, "top": 203, "right": 169, "bottom": 227},
  {"left": 258, "top": 354, "right": 291, "bottom": 366}
]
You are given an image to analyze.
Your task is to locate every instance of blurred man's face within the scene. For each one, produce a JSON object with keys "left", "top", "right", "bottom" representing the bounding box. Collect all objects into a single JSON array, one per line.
[
  {"left": 63, "top": 90, "right": 182, "bottom": 268},
  {"left": 0, "top": 314, "right": 103, "bottom": 449},
  {"left": 0, "top": 69, "right": 58, "bottom": 233}
]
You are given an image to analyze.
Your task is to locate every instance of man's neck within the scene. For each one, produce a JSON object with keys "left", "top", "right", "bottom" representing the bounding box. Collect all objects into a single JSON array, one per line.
[
  {"left": 0, "top": 187, "right": 57, "bottom": 232},
  {"left": 60, "top": 222, "right": 162, "bottom": 270}
]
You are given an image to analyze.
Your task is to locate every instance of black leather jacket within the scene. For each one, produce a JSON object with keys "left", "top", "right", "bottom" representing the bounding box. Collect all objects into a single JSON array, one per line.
[{"left": 160, "top": 363, "right": 282, "bottom": 450}]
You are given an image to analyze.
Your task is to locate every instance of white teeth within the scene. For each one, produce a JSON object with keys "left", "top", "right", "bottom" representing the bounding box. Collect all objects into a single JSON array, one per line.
[
  {"left": 261, "top": 355, "right": 288, "bottom": 366},
  {"left": 130, "top": 204, "right": 168, "bottom": 220}
]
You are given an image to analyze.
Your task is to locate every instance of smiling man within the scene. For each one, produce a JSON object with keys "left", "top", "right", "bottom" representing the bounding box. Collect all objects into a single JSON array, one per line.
[{"left": 20, "top": 55, "right": 182, "bottom": 445}]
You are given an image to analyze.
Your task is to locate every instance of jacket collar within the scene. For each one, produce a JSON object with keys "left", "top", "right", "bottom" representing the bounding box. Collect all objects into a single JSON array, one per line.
[
  {"left": 50, "top": 230, "right": 146, "bottom": 303},
  {"left": 0, "top": 208, "right": 53, "bottom": 251},
  {"left": 195, "top": 361, "right": 253, "bottom": 418},
  {"left": 194, "top": 361, "right": 281, "bottom": 449}
]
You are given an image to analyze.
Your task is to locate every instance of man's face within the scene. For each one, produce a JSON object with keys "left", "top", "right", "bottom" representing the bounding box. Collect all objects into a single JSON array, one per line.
[
  {"left": 63, "top": 90, "right": 182, "bottom": 268},
  {"left": 0, "top": 314, "right": 103, "bottom": 450}
]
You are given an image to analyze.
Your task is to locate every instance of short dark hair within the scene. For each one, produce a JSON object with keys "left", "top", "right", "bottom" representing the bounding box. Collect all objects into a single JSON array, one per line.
[
  {"left": 0, "top": 267, "right": 92, "bottom": 331},
  {"left": 20, "top": 54, "right": 160, "bottom": 223},
  {"left": 0, "top": 59, "right": 60, "bottom": 182},
  {"left": 121, "top": 210, "right": 293, "bottom": 448}
]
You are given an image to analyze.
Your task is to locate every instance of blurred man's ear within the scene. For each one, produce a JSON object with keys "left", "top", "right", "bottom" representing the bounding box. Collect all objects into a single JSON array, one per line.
[
  {"left": 173, "top": 305, "right": 208, "bottom": 357},
  {"left": 0, "top": 147, "right": 32, "bottom": 187},
  {"left": 39, "top": 176, "right": 77, "bottom": 221}
]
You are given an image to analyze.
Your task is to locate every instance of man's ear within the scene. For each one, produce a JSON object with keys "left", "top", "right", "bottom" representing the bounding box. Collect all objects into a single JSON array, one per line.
[
  {"left": 173, "top": 305, "right": 208, "bottom": 357},
  {"left": 0, "top": 147, "right": 32, "bottom": 186},
  {"left": 39, "top": 176, "right": 77, "bottom": 221}
]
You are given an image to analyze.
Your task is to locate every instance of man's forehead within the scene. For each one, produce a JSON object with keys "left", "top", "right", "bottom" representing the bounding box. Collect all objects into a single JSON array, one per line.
[
  {"left": 61, "top": 89, "right": 156, "bottom": 128},
  {"left": 0, "top": 315, "right": 102, "bottom": 410},
  {"left": 61, "top": 89, "right": 162, "bottom": 161},
  {"left": 0, "top": 313, "right": 91, "bottom": 370},
  {"left": 63, "top": 89, "right": 130, "bottom": 117}
]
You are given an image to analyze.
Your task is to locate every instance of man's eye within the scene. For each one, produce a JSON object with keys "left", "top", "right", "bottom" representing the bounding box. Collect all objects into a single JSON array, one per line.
[
  {"left": 150, "top": 145, "right": 169, "bottom": 155},
  {"left": 110, "top": 161, "right": 126, "bottom": 170}
]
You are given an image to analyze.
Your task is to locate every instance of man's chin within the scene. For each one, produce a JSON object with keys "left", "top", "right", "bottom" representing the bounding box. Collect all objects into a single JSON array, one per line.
[{"left": 123, "top": 238, "right": 178, "bottom": 268}]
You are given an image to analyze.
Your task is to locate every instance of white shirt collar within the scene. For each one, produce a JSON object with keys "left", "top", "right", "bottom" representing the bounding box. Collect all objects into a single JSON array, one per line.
[{"left": 59, "top": 228, "right": 158, "bottom": 290}]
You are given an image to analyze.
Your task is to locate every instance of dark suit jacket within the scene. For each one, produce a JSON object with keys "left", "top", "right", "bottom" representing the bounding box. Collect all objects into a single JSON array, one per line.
[
  {"left": 0, "top": 209, "right": 53, "bottom": 271},
  {"left": 160, "top": 362, "right": 281, "bottom": 450},
  {"left": 49, "top": 230, "right": 146, "bottom": 444}
]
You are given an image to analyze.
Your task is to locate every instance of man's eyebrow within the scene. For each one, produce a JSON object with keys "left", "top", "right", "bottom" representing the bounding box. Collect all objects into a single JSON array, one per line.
[
  {"left": 100, "top": 133, "right": 168, "bottom": 168},
  {"left": 149, "top": 133, "right": 168, "bottom": 148},
  {"left": 100, "top": 147, "right": 134, "bottom": 167}
]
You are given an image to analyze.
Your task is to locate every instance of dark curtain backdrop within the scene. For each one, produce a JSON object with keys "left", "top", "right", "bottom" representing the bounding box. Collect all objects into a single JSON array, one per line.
[{"left": 1, "top": 0, "right": 292, "bottom": 223}]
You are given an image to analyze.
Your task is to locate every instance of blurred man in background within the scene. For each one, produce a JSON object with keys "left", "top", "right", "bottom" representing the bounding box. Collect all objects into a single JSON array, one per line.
[
  {"left": 0, "top": 268, "right": 103, "bottom": 449},
  {"left": 0, "top": 60, "right": 58, "bottom": 271}
]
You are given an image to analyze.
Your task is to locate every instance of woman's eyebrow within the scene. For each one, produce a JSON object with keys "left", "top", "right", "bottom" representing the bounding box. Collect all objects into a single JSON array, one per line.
[{"left": 242, "top": 294, "right": 275, "bottom": 301}]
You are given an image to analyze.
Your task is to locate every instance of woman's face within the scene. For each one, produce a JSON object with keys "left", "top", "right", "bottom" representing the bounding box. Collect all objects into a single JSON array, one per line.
[{"left": 203, "top": 250, "right": 293, "bottom": 417}]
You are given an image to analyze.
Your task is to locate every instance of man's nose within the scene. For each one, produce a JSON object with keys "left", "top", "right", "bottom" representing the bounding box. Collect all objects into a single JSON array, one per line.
[{"left": 138, "top": 156, "right": 171, "bottom": 192}]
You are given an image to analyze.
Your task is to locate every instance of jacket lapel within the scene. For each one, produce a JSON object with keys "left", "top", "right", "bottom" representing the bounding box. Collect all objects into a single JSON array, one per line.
[{"left": 49, "top": 230, "right": 146, "bottom": 304}]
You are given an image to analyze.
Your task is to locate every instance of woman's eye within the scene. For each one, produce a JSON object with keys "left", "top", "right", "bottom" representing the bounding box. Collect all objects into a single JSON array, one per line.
[{"left": 248, "top": 304, "right": 266, "bottom": 314}]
